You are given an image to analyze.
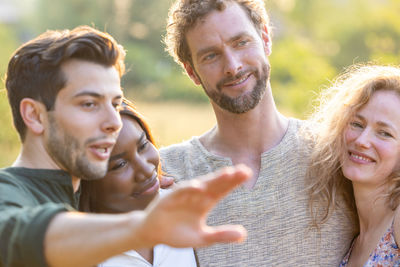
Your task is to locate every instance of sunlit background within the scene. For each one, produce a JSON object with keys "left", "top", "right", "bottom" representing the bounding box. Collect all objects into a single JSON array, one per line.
[{"left": 0, "top": 0, "right": 399, "bottom": 167}]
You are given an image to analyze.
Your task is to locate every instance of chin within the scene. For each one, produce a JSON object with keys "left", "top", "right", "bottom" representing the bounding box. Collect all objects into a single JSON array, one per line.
[
  {"left": 76, "top": 162, "right": 108, "bottom": 181},
  {"left": 343, "top": 171, "right": 367, "bottom": 183},
  {"left": 126, "top": 193, "right": 158, "bottom": 211}
]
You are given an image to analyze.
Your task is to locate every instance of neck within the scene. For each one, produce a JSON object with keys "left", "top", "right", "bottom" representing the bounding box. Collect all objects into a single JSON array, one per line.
[
  {"left": 200, "top": 85, "right": 288, "bottom": 186},
  {"left": 353, "top": 183, "right": 393, "bottom": 233},
  {"left": 206, "top": 86, "right": 287, "bottom": 153},
  {"left": 136, "top": 248, "right": 154, "bottom": 264},
  {"left": 14, "top": 137, "right": 81, "bottom": 193}
]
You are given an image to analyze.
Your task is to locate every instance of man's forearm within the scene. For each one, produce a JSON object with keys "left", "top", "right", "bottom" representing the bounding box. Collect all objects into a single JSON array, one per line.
[
  {"left": 44, "top": 211, "right": 146, "bottom": 267},
  {"left": 44, "top": 165, "right": 251, "bottom": 267}
]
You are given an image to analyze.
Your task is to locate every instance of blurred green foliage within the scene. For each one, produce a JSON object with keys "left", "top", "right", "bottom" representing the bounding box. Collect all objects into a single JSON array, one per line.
[
  {"left": 3, "top": 0, "right": 399, "bottom": 108},
  {"left": 0, "top": 23, "right": 20, "bottom": 167},
  {"left": 0, "top": 0, "right": 399, "bottom": 166}
]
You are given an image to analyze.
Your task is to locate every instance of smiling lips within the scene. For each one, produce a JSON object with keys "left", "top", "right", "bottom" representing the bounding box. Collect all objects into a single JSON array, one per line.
[
  {"left": 132, "top": 173, "right": 159, "bottom": 197},
  {"left": 349, "top": 151, "right": 375, "bottom": 164},
  {"left": 223, "top": 73, "right": 251, "bottom": 88}
]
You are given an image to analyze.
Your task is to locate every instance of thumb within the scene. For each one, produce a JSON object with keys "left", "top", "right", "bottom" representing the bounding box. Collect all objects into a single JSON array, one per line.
[
  {"left": 200, "top": 225, "right": 247, "bottom": 247},
  {"left": 160, "top": 175, "right": 175, "bottom": 189}
]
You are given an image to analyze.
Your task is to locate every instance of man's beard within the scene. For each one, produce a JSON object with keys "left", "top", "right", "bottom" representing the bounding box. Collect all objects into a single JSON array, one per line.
[
  {"left": 46, "top": 114, "right": 108, "bottom": 180},
  {"left": 201, "top": 63, "right": 270, "bottom": 114}
]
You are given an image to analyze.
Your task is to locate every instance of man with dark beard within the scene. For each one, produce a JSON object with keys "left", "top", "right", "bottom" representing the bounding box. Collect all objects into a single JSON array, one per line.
[
  {"left": 161, "top": 0, "right": 356, "bottom": 266},
  {"left": 0, "top": 26, "right": 253, "bottom": 267}
]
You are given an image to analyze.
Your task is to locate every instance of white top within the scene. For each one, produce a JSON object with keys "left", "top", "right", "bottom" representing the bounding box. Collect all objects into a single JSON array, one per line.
[{"left": 98, "top": 245, "right": 196, "bottom": 267}]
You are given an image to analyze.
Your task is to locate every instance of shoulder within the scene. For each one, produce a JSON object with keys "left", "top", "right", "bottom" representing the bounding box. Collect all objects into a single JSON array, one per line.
[
  {"left": 276, "top": 118, "right": 312, "bottom": 158},
  {"left": 160, "top": 138, "right": 198, "bottom": 157},
  {"left": 159, "top": 138, "right": 202, "bottom": 180},
  {"left": 0, "top": 168, "right": 34, "bottom": 206},
  {"left": 159, "top": 137, "right": 203, "bottom": 170},
  {"left": 393, "top": 206, "right": 400, "bottom": 244},
  {"left": 0, "top": 167, "right": 27, "bottom": 190}
]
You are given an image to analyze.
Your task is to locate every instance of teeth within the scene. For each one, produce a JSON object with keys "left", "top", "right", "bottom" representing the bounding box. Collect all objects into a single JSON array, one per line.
[
  {"left": 96, "top": 148, "right": 107, "bottom": 154},
  {"left": 231, "top": 76, "right": 247, "bottom": 85},
  {"left": 351, "top": 153, "right": 372, "bottom": 162}
]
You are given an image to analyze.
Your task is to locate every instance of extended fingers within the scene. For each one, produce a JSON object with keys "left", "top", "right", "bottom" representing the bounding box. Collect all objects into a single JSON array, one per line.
[
  {"left": 202, "top": 164, "right": 252, "bottom": 199},
  {"left": 199, "top": 225, "right": 248, "bottom": 247}
]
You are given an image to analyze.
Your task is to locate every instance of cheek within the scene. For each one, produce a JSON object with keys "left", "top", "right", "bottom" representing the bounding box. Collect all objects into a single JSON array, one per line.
[
  {"left": 197, "top": 66, "right": 219, "bottom": 84},
  {"left": 344, "top": 127, "right": 358, "bottom": 145},
  {"left": 101, "top": 174, "right": 133, "bottom": 198},
  {"left": 378, "top": 142, "right": 400, "bottom": 170},
  {"left": 57, "top": 115, "right": 93, "bottom": 141},
  {"left": 149, "top": 145, "right": 160, "bottom": 168}
]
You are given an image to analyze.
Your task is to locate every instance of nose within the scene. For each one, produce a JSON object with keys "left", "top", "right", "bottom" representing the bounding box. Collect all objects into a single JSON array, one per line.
[
  {"left": 223, "top": 49, "right": 242, "bottom": 77},
  {"left": 134, "top": 155, "right": 156, "bottom": 183},
  {"left": 354, "top": 128, "right": 371, "bottom": 149},
  {"left": 101, "top": 103, "right": 122, "bottom": 134}
]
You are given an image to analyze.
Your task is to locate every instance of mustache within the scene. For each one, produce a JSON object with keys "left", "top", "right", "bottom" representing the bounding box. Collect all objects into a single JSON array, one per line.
[
  {"left": 84, "top": 135, "right": 116, "bottom": 146},
  {"left": 216, "top": 67, "right": 258, "bottom": 89}
]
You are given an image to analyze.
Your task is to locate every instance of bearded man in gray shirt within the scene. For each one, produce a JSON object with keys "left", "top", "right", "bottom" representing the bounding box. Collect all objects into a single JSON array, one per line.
[{"left": 161, "top": 0, "right": 357, "bottom": 266}]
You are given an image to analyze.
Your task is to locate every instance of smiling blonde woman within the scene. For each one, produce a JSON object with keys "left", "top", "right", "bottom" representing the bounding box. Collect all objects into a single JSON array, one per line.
[{"left": 306, "top": 64, "right": 400, "bottom": 266}]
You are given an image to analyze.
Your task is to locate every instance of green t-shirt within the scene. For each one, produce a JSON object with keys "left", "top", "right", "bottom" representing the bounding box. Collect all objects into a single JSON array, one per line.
[{"left": 0, "top": 167, "right": 79, "bottom": 267}]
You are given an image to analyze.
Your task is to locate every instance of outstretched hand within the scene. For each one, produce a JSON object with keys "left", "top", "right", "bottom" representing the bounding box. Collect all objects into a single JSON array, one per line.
[{"left": 136, "top": 164, "right": 252, "bottom": 249}]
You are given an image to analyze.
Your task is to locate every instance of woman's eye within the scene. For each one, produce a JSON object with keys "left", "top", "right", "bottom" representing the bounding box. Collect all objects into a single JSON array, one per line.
[
  {"left": 237, "top": 40, "right": 249, "bottom": 46},
  {"left": 138, "top": 141, "right": 148, "bottom": 152},
  {"left": 379, "top": 131, "right": 393, "bottom": 138},
  {"left": 110, "top": 160, "right": 127, "bottom": 171},
  {"left": 350, "top": 121, "right": 363, "bottom": 129}
]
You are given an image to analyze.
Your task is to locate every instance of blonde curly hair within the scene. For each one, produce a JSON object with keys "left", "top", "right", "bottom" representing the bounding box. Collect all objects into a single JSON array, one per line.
[{"left": 305, "top": 64, "right": 400, "bottom": 229}]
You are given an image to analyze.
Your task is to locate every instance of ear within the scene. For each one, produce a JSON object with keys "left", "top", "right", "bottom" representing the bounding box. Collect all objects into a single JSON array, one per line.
[
  {"left": 184, "top": 62, "right": 201, "bottom": 85},
  {"left": 261, "top": 25, "right": 272, "bottom": 56},
  {"left": 19, "top": 98, "right": 47, "bottom": 135}
]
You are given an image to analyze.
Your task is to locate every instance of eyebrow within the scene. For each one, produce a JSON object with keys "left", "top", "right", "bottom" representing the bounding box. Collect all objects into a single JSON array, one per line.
[
  {"left": 73, "top": 91, "right": 104, "bottom": 98},
  {"left": 355, "top": 114, "right": 396, "bottom": 131},
  {"left": 109, "top": 131, "right": 146, "bottom": 162},
  {"left": 376, "top": 121, "right": 396, "bottom": 130},
  {"left": 137, "top": 131, "right": 146, "bottom": 145},
  {"left": 109, "top": 151, "right": 126, "bottom": 162},
  {"left": 196, "top": 32, "right": 252, "bottom": 59},
  {"left": 73, "top": 91, "right": 123, "bottom": 101}
]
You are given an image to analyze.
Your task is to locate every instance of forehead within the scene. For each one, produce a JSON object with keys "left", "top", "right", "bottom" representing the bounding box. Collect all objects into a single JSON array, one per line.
[
  {"left": 59, "top": 59, "right": 122, "bottom": 98},
  {"left": 185, "top": 2, "right": 259, "bottom": 51},
  {"left": 116, "top": 116, "right": 143, "bottom": 145},
  {"left": 359, "top": 90, "right": 400, "bottom": 126}
]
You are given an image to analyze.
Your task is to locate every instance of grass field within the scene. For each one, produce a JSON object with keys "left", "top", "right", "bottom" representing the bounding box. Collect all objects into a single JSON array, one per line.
[{"left": 134, "top": 101, "right": 216, "bottom": 148}]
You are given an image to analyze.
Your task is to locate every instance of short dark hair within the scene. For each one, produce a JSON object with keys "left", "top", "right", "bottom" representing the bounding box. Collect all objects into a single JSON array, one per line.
[{"left": 5, "top": 25, "right": 126, "bottom": 141}]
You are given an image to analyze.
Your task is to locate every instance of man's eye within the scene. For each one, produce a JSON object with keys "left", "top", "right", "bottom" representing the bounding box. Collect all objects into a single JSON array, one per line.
[
  {"left": 203, "top": 53, "right": 216, "bottom": 61},
  {"left": 81, "top": 102, "right": 96, "bottom": 108},
  {"left": 113, "top": 103, "right": 122, "bottom": 111}
]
